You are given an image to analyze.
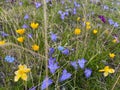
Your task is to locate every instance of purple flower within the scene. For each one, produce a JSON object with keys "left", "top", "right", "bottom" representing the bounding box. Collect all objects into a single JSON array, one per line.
[
  {"left": 108, "top": 19, "right": 114, "bottom": 25},
  {"left": 41, "top": 77, "right": 53, "bottom": 90},
  {"left": 29, "top": 86, "right": 37, "bottom": 90},
  {"left": 50, "top": 33, "right": 57, "bottom": 42},
  {"left": 99, "top": 15, "right": 106, "bottom": 23},
  {"left": 19, "top": 2, "right": 23, "bottom": 6},
  {"left": 59, "top": 69, "right": 72, "bottom": 82},
  {"left": 49, "top": 48, "right": 55, "bottom": 56},
  {"left": 103, "top": 5, "right": 109, "bottom": 10},
  {"left": 62, "top": 49, "right": 69, "bottom": 55},
  {"left": 24, "top": 14, "right": 29, "bottom": 20},
  {"left": 5, "top": 55, "right": 15, "bottom": 63},
  {"left": 61, "top": 0, "right": 65, "bottom": 4},
  {"left": 84, "top": 68, "right": 92, "bottom": 78},
  {"left": 58, "top": 46, "right": 64, "bottom": 51},
  {"left": 78, "top": 58, "right": 87, "bottom": 69},
  {"left": 114, "top": 22, "right": 119, "bottom": 27},
  {"left": 35, "top": 2, "right": 42, "bottom": 9},
  {"left": 0, "top": 32, "right": 9, "bottom": 37},
  {"left": 22, "top": 24, "right": 28, "bottom": 28},
  {"left": 73, "top": 8, "right": 77, "bottom": 15},
  {"left": 48, "top": 57, "right": 59, "bottom": 74},
  {"left": 70, "top": 61, "right": 78, "bottom": 70},
  {"left": 74, "top": 1, "right": 80, "bottom": 8},
  {"left": 27, "top": 34, "right": 33, "bottom": 38}
]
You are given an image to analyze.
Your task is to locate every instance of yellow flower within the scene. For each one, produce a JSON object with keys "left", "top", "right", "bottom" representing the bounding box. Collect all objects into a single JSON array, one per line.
[
  {"left": 112, "top": 39, "right": 117, "bottom": 43},
  {"left": 93, "top": 29, "right": 98, "bottom": 34},
  {"left": 99, "top": 66, "right": 115, "bottom": 77},
  {"left": 32, "top": 44, "right": 39, "bottom": 51},
  {"left": 86, "top": 22, "right": 90, "bottom": 26},
  {"left": 0, "top": 40, "right": 5, "bottom": 45},
  {"left": 16, "top": 29, "right": 25, "bottom": 35},
  {"left": 30, "top": 22, "right": 39, "bottom": 29},
  {"left": 82, "top": 18, "right": 85, "bottom": 21},
  {"left": 86, "top": 25, "right": 91, "bottom": 30},
  {"left": 77, "top": 17, "right": 80, "bottom": 21},
  {"left": 17, "top": 37, "right": 24, "bottom": 43},
  {"left": 14, "top": 64, "right": 31, "bottom": 82},
  {"left": 109, "top": 53, "right": 115, "bottom": 58},
  {"left": 74, "top": 28, "right": 81, "bottom": 35}
]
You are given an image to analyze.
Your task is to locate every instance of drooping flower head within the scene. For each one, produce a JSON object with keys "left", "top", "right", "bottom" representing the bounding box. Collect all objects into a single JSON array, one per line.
[
  {"left": 84, "top": 68, "right": 92, "bottom": 78},
  {"left": 78, "top": 58, "right": 87, "bottom": 69}
]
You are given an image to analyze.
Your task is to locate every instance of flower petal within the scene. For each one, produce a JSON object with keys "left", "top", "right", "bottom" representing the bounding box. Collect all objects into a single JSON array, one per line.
[
  {"left": 14, "top": 75, "right": 21, "bottom": 82},
  {"left": 21, "top": 74, "right": 27, "bottom": 81},
  {"left": 103, "top": 72, "right": 109, "bottom": 77},
  {"left": 109, "top": 69, "right": 115, "bottom": 73}
]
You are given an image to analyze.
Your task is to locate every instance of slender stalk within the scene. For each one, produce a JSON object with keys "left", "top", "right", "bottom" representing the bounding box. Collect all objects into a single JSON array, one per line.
[{"left": 43, "top": 0, "right": 48, "bottom": 90}]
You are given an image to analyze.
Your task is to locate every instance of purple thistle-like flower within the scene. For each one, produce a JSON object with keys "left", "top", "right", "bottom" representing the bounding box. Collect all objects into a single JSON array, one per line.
[
  {"left": 49, "top": 47, "right": 55, "bottom": 56},
  {"left": 35, "top": 2, "right": 42, "bottom": 9},
  {"left": 41, "top": 77, "right": 53, "bottom": 90},
  {"left": 24, "top": 14, "right": 29, "bottom": 20},
  {"left": 84, "top": 68, "right": 92, "bottom": 78},
  {"left": 50, "top": 33, "right": 57, "bottom": 42},
  {"left": 22, "top": 24, "right": 28, "bottom": 29},
  {"left": 62, "top": 49, "right": 69, "bottom": 55},
  {"left": 108, "top": 19, "right": 114, "bottom": 25},
  {"left": 99, "top": 15, "right": 106, "bottom": 23},
  {"left": 78, "top": 58, "right": 87, "bottom": 69},
  {"left": 114, "top": 22, "right": 119, "bottom": 27},
  {"left": 59, "top": 69, "right": 72, "bottom": 82},
  {"left": 58, "top": 46, "right": 64, "bottom": 51},
  {"left": 70, "top": 61, "right": 78, "bottom": 70}
]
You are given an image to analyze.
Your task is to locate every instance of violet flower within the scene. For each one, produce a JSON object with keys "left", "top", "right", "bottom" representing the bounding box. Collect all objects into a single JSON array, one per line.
[
  {"left": 70, "top": 61, "right": 78, "bottom": 70},
  {"left": 49, "top": 47, "right": 55, "bottom": 56},
  {"left": 50, "top": 33, "right": 57, "bottom": 42},
  {"left": 62, "top": 49, "right": 69, "bottom": 55},
  {"left": 84, "top": 68, "right": 92, "bottom": 78},
  {"left": 99, "top": 15, "right": 106, "bottom": 23},
  {"left": 78, "top": 58, "right": 87, "bottom": 69},
  {"left": 24, "top": 14, "right": 29, "bottom": 20},
  {"left": 35, "top": 2, "right": 42, "bottom": 9}
]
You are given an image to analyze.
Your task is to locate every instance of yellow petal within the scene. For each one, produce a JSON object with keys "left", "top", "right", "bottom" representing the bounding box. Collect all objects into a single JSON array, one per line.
[
  {"left": 99, "top": 69, "right": 105, "bottom": 72},
  {"left": 103, "top": 72, "right": 109, "bottom": 77},
  {"left": 109, "top": 69, "right": 115, "bottom": 73},
  {"left": 14, "top": 75, "right": 21, "bottom": 82},
  {"left": 21, "top": 74, "right": 27, "bottom": 81}
]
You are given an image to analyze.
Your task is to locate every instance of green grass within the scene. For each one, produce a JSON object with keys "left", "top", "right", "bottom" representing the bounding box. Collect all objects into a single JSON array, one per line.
[{"left": 0, "top": 0, "right": 120, "bottom": 90}]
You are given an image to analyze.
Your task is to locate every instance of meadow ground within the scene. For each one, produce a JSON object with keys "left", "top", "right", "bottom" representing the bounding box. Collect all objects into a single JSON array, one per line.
[{"left": 0, "top": 0, "right": 120, "bottom": 90}]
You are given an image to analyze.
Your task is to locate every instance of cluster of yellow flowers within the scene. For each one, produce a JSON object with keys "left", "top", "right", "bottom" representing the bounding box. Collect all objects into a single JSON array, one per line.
[{"left": 86, "top": 22, "right": 91, "bottom": 30}]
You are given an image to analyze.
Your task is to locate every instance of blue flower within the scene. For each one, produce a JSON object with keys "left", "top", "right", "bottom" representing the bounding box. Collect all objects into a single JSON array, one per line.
[
  {"left": 27, "top": 34, "right": 33, "bottom": 38},
  {"left": 50, "top": 33, "right": 57, "bottom": 42},
  {"left": 70, "top": 61, "right": 78, "bottom": 70},
  {"left": 62, "top": 49, "right": 69, "bottom": 55},
  {"left": 103, "top": 5, "right": 109, "bottom": 10},
  {"left": 78, "top": 58, "right": 87, "bottom": 69},
  {"left": 48, "top": 57, "right": 59, "bottom": 74},
  {"left": 29, "top": 86, "right": 37, "bottom": 90},
  {"left": 35, "top": 2, "right": 42, "bottom": 9},
  {"left": 74, "top": 1, "right": 80, "bottom": 8},
  {"left": 0, "top": 31, "right": 9, "bottom": 37},
  {"left": 114, "top": 22, "right": 119, "bottom": 27},
  {"left": 59, "top": 69, "right": 72, "bottom": 82},
  {"left": 84, "top": 68, "right": 92, "bottom": 78},
  {"left": 41, "top": 77, "right": 53, "bottom": 90},
  {"left": 49, "top": 48, "right": 55, "bottom": 56},
  {"left": 108, "top": 19, "right": 114, "bottom": 25},
  {"left": 24, "top": 14, "right": 29, "bottom": 20},
  {"left": 58, "top": 46, "right": 64, "bottom": 51},
  {"left": 5, "top": 55, "right": 15, "bottom": 63},
  {"left": 19, "top": 2, "right": 23, "bottom": 6},
  {"left": 22, "top": 24, "right": 28, "bottom": 29},
  {"left": 73, "top": 8, "right": 77, "bottom": 15}
]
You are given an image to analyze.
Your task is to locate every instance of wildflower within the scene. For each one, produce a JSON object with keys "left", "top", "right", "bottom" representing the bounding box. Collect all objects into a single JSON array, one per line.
[
  {"left": 74, "top": 1, "right": 80, "bottom": 8},
  {"left": 16, "top": 29, "right": 25, "bottom": 35},
  {"left": 112, "top": 39, "right": 117, "bottom": 43},
  {"left": 103, "top": 5, "right": 109, "bottom": 10},
  {"left": 32, "top": 44, "right": 39, "bottom": 51},
  {"left": 108, "top": 19, "right": 114, "bottom": 25},
  {"left": 109, "top": 53, "right": 115, "bottom": 58},
  {"left": 22, "top": 24, "right": 28, "bottom": 29},
  {"left": 17, "top": 37, "right": 24, "bottom": 43},
  {"left": 77, "top": 17, "right": 80, "bottom": 21},
  {"left": 27, "top": 34, "right": 33, "bottom": 38},
  {"left": 114, "top": 22, "right": 119, "bottom": 27},
  {"left": 24, "top": 14, "right": 29, "bottom": 20},
  {"left": 49, "top": 48, "right": 55, "bottom": 56},
  {"left": 50, "top": 33, "right": 57, "bottom": 42},
  {"left": 74, "top": 28, "right": 81, "bottom": 35},
  {"left": 78, "top": 58, "right": 87, "bottom": 69},
  {"left": 41, "top": 77, "right": 53, "bottom": 90},
  {"left": 29, "top": 86, "right": 37, "bottom": 90},
  {"left": 86, "top": 25, "right": 91, "bottom": 30},
  {"left": 62, "top": 49, "right": 70, "bottom": 55},
  {"left": 30, "top": 22, "right": 39, "bottom": 29},
  {"left": 99, "top": 15, "right": 106, "bottom": 23},
  {"left": 73, "top": 8, "right": 77, "bottom": 15},
  {"left": 86, "top": 22, "right": 90, "bottom": 26},
  {"left": 5, "top": 55, "right": 15, "bottom": 63},
  {"left": 35, "top": 2, "right": 41, "bottom": 9},
  {"left": 84, "top": 68, "right": 92, "bottom": 78},
  {"left": 19, "top": 2, "right": 23, "bottom": 6},
  {"left": 93, "top": 29, "right": 98, "bottom": 34},
  {"left": 14, "top": 64, "right": 31, "bottom": 82},
  {"left": 0, "top": 31, "right": 9, "bottom": 37},
  {"left": 59, "top": 69, "right": 72, "bottom": 82},
  {"left": 70, "top": 61, "right": 78, "bottom": 70},
  {"left": 0, "top": 40, "right": 5, "bottom": 45},
  {"left": 99, "top": 66, "right": 115, "bottom": 77},
  {"left": 58, "top": 46, "right": 64, "bottom": 51}
]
